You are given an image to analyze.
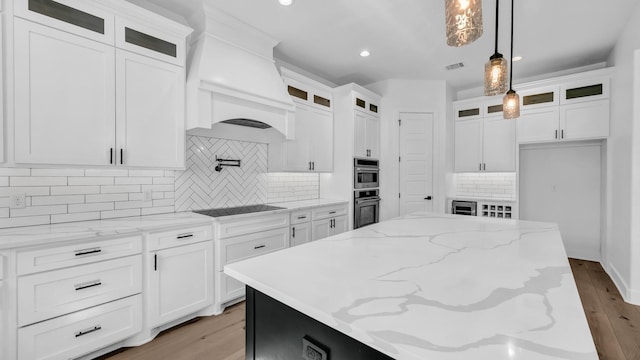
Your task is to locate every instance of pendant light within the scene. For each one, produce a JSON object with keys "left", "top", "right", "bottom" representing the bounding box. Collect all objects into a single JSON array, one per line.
[
  {"left": 484, "top": 0, "right": 507, "bottom": 95},
  {"left": 502, "top": 0, "right": 519, "bottom": 119},
  {"left": 445, "top": 0, "right": 483, "bottom": 47}
]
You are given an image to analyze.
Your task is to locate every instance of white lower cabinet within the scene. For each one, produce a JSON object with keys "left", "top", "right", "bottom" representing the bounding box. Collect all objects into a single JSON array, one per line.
[
  {"left": 311, "top": 204, "right": 348, "bottom": 241},
  {"left": 148, "top": 241, "right": 213, "bottom": 328},
  {"left": 18, "top": 295, "right": 142, "bottom": 360},
  {"left": 291, "top": 222, "right": 312, "bottom": 247},
  {"left": 145, "top": 225, "right": 213, "bottom": 329},
  {"left": 216, "top": 226, "right": 289, "bottom": 305}
]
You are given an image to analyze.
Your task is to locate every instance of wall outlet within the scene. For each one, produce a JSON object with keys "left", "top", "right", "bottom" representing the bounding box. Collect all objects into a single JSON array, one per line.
[
  {"left": 10, "top": 193, "right": 26, "bottom": 209},
  {"left": 143, "top": 190, "right": 153, "bottom": 202}
]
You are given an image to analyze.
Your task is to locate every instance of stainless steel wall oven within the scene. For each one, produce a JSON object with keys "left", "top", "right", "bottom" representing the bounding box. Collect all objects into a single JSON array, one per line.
[
  {"left": 354, "top": 189, "right": 380, "bottom": 229},
  {"left": 354, "top": 158, "right": 379, "bottom": 189}
]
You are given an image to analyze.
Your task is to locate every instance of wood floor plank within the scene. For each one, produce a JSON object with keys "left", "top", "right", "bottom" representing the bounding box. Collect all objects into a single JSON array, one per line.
[{"left": 586, "top": 262, "right": 640, "bottom": 360}]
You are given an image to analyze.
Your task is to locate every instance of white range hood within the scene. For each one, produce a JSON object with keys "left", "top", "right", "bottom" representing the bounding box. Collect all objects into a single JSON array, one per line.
[{"left": 185, "top": 6, "right": 295, "bottom": 143}]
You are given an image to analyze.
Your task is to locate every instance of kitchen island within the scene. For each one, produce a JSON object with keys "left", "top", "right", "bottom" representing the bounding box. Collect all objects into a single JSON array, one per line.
[{"left": 225, "top": 212, "right": 597, "bottom": 360}]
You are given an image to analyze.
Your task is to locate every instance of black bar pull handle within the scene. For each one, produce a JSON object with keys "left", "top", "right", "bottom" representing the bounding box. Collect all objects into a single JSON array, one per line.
[
  {"left": 75, "top": 280, "right": 102, "bottom": 291},
  {"left": 555, "top": 130, "right": 558, "bottom": 139},
  {"left": 177, "top": 233, "right": 194, "bottom": 239},
  {"left": 120, "top": 149, "right": 124, "bottom": 164},
  {"left": 154, "top": 253, "right": 157, "bottom": 271},
  {"left": 561, "top": 129, "right": 564, "bottom": 139},
  {"left": 292, "top": 227, "right": 296, "bottom": 238},
  {"left": 75, "top": 325, "right": 102, "bottom": 338},
  {"left": 75, "top": 247, "right": 102, "bottom": 256},
  {"left": 254, "top": 245, "right": 266, "bottom": 250},
  {"left": 109, "top": 148, "right": 113, "bottom": 164}
]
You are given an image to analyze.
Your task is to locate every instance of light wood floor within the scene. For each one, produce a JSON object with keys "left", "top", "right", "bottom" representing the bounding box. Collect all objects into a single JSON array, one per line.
[{"left": 101, "top": 259, "right": 640, "bottom": 360}]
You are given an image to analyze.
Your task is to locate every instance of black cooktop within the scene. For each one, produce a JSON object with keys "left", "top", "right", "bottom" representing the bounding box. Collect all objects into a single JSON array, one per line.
[{"left": 193, "top": 204, "right": 286, "bottom": 218}]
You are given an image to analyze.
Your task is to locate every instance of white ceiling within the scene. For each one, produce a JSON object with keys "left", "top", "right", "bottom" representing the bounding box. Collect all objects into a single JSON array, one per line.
[{"left": 133, "top": 0, "right": 640, "bottom": 91}]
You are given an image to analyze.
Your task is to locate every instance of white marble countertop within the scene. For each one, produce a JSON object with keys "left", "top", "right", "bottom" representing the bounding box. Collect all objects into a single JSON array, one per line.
[
  {"left": 0, "top": 212, "right": 214, "bottom": 250},
  {"left": 225, "top": 212, "right": 597, "bottom": 360}
]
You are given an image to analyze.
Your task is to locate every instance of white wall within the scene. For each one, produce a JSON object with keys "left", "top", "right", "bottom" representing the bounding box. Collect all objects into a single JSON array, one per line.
[
  {"left": 605, "top": 0, "right": 640, "bottom": 303},
  {"left": 366, "top": 79, "right": 448, "bottom": 220}
]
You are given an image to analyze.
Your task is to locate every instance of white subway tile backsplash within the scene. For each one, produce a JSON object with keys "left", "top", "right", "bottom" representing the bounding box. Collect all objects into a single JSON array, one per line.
[
  {"left": 0, "top": 215, "right": 50, "bottom": 228},
  {"left": 68, "top": 203, "right": 114, "bottom": 213},
  {"left": 10, "top": 177, "right": 67, "bottom": 186},
  {"left": 453, "top": 173, "right": 516, "bottom": 201},
  {"left": 0, "top": 187, "right": 50, "bottom": 196},
  {"left": 86, "top": 193, "right": 129, "bottom": 203},
  {"left": 0, "top": 177, "right": 8, "bottom": 187},
  {"left": 10, "top": 205, "right": 67, "bottom": 217},
  {"left": 141, "top": 206, "right": 174, "bottom": 215},
  {"left": 0, "top": 168, "right": 30, "bottom": 176},
  {"left": 68, "top": 177, "right": 115, "bottom": 186},
  {"left": 0, "top": 208, "right": 9, "bottom": 218},
  {"left": 32, "top": 195, "right": 85, "bottom": 206},
  {"left": 51, "top": 186, "right": 100, "bottom": 195},
  {"left": 31, "top": 169, "right": 84, "bottom": 177},
  {"left": 84, "top": 169, "right": 128, "bottom": 177},
  {"left": 101, "top": 185, "right": 141, "bottom": 194},
  {"left": 101, "top": 208, "right": 141, "bottom": 219},
  {"left": 114, "top": 200, "right": 152, "bottom": 210},
  {"left": 129, "top": 169, "right": 164, "bottom": 177},
  {"left": 51, "top": 212, "right": 100, "bottom": 224},
  {"left": 142, "top": 184, "right": 174, "bottom": 192}
]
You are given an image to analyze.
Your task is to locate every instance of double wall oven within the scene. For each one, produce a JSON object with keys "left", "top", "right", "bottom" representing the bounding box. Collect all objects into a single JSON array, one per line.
[{"left": 353, "top": 158, "right": 380, "bottom": 229}]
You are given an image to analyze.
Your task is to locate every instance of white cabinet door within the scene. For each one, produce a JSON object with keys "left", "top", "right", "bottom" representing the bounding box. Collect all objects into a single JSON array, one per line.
[
  {"left": 149, "top": 241, "right": 213, "bottom": 327},
  {"left": 483, "top": 117, "right": 516, "bottom": 172},
  {"left": 560, "top": 99, "right": 609, "bottom": 140},
  {"left": 308, "top": 108, "right": 333, "bottom": 172},
  {"left": 353, "top": 112, "right": 367, "bottom": 158},
  {"left": 14, "top": 18, "right": 116, "bottom": 165},
  {"left": 454, "top": 119, "right": 482, "bottom": 172},
  {"left": 329, "top": 216, "right": 347, "bottom": 236},
  {"left": 311, "top": 219, "right": 331, "bottom": 241},
  {"left": 290, "top": 222, "right": 312, "bottom": 247},
  {"left": 366, "top": 116, "right": 380, "bottom": 159},
  {"left": 516, "top": 107, "right": 560, "bottom": 143},
  {"left": 116, "top": 50, "right": 185, "bottom": 168}
]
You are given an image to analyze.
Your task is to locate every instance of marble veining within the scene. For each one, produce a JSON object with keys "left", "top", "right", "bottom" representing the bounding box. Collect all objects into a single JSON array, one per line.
[{"left": 225, "top": 212, "right": 597, "bottom": 360}]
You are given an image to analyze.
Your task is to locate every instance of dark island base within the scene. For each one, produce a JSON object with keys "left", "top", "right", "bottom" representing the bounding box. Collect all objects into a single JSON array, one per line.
[{"left": 246, "top": 286, "right": 394, "bottom": 360}]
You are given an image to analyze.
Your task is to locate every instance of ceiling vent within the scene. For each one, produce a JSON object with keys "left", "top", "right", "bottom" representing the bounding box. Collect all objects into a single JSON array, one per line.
[{"left": 445, "top": 62, "right": 465, "bottom": 70}]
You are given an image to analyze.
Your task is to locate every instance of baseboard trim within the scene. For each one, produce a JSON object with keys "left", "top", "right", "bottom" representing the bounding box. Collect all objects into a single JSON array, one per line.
[{"left": 604, "top": 262, "right": 640, "bottom": 305}]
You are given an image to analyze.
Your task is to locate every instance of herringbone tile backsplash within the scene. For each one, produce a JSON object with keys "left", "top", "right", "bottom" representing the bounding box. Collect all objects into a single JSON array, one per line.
[{"left": 175, "top": 136, "right": 320, "bottom": 211}]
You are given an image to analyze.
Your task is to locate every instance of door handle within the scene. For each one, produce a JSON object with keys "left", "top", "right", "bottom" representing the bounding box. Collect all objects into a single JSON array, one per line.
[{"left": 424, "top": 196, "right": 432, "bottom": 200}]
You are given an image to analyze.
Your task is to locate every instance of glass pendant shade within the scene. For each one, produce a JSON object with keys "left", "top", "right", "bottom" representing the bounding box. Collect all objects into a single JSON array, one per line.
[
  {"left": 503, "top": 90, "right": 520, "bottom": 119},
  {"left": 484, "top": 54, "right": 508, "bottom": 96},
  {"left": 445, "top": 0, "right": 483, "bottom": 47}
]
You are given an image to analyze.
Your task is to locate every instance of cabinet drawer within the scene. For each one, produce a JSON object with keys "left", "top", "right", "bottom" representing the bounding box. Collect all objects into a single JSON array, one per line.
[
  {"left": 290, "top": 209, "right": 311, "bottom": 225},
  {"left": 14, "top": 0, "right": 115, "bottom": 45},
  {"left": 312, "top": 204, "right": 348, "bottom": 220},
  {"left": 17, "top": 235, "right": 142, "bottom": 275},
  {"left": 217, "top": 213, "right": 289, "bottom": 239},
  {"left": 18, "top": 255, "right": 142, "bottom": 326},
  {"left": 217, "top": 272, "right": 245, "bottom": 304},
  {"left": 18, "top": 294, "right": 142, "bottom": 360},
  {"left": 148, "top": 225, "right": 212, "bottom": 251},
  {"left": 217, "top": 227, "right": 288, "bottom": 271}
]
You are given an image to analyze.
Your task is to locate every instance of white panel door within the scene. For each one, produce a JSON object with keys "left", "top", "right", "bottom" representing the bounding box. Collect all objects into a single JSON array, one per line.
[
  {"left": 400, "top": 113, "right": 434, "bottom": 216},
  {"left": 560, "top": 100, "right": 610, "bottom": 140},
  {"left": 290, "top": 222, "right": 312, "bottom": 247},
  {"left": 366, "top": 116, "right": 379, "bottom": 158},
  {"left": 483, "top": 117, "right": 516, "bottom": 172},
  {"left": 520, "top": 143, "right": 602, "bottom": 261},
  {"left": 454, "top": 119, "right": 482, "bottom": 172},
  {"left": 14, "top": 18, "right": 115, "bottom": 165},
  {"left": 353, "top": 112, "right": 367, "bottom": 158},
  {"left": 116, "top": 50, "right": 185, "bottom": 168},
  {"left": 516, "top": 107, "right": 560, "bottom": 143},
  {"left": 149, "top": 241, "right": 213, "bottom": 327}
]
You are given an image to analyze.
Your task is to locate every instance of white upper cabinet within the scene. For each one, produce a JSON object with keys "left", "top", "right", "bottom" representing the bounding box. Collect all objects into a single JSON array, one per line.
[
  {"left": 12, "top": 0, "right": 192, "bottom": 168},
  {"left": 454, "top": 99, "right": 515, "bottom": 173},
  {"left": 269, "top": 68, "right": 333, "bottom": 172},
  {"left": 116, "top": 50, "right": 185, "bottom": 168},
  {"left": 14, "top": 18, "right": 116, "bottom": 165},
  {"left": 517, "top": 74, "right": 610, "bottom": 143},
  {"left": 353, "top": 95, "right": 380, "bottom": 159}
]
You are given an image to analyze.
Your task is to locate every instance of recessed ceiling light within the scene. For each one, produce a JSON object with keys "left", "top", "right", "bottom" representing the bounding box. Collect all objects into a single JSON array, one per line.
[
  {"left": 279, "top": 0, "right": 294, "bottom": 5},
  {"left": 512, "top": 56, "right": 523, "bottom": 62},
  {"left": 360, "top": 50, "right": 370, "bottom": 57}
]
